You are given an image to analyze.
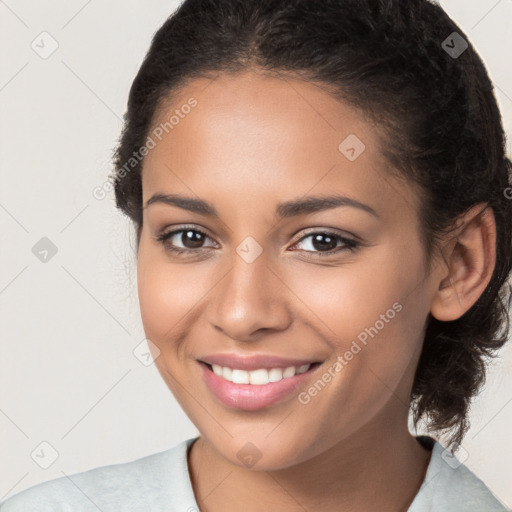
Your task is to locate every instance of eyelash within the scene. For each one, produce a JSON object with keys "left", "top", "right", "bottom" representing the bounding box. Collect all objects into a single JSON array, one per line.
[{"left": 154, "top": 225, "right": 360, "bottom": 259}]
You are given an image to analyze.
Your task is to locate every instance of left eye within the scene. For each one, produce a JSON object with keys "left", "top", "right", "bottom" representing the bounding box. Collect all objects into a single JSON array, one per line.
[{"left": 291, "top": 231, "right": 359, "bottom": 257}]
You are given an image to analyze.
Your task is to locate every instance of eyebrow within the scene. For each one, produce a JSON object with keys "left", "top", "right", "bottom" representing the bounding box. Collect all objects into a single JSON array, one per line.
[{"left": 144, "top": 193, "right": 379, "bottom": 218}]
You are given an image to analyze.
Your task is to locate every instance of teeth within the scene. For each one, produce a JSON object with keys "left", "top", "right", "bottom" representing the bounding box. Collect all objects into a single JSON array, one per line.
[
  {"left": 209, "top": 363, "right": 312, "bottom": 385},
  {"left": 231, "top": 369, "right": 250, "bottom": 384},
  {"left": 268, "top": 368, "right": 283, "bottom": 382},
  {"left": 283, "top": 366, "right": 295, "bottom": 378},
  {"left": 296, "top": 364, "right": 310, "bottom": 374},
  {"left": 249, "top": 369, "right": 269, "bottom": 385}
]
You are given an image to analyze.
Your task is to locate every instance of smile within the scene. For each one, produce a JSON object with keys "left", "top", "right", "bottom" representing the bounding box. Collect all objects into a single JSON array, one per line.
[
  {"left": 210, "top": 363, "right": 311, "bottom": 385},
  {"left": 198, "top": 359, "right": 322, "bottom": 411}
]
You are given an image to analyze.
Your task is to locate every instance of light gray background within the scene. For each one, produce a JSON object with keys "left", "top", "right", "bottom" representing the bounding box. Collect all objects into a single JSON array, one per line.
[{"left": 1, "top": 0, "right": 511, "bottom": 506}]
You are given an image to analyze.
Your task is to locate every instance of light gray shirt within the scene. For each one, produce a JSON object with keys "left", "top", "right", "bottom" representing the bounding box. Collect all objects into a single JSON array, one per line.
[{"left": 1, "top": 436, "right": 509, "bottom": 511}]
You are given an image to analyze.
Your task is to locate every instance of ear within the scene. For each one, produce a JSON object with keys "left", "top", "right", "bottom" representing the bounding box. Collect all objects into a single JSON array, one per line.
[{"left": 430, "top": 203, "right": 497, "bottom": 322}]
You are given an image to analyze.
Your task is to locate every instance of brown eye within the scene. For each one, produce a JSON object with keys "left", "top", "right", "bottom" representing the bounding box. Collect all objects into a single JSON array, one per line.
[
  {"left": 310, "top": 233, "right": 338, "bottom": 251},
  {"left": 178, "top": 229, "right": 206, "bottom": 249},
  {"left": 155, "top": 226, "right": 216, "bottom": 255},
  {"left": 291, "top": 231, "right": 359, "bottom": 258}
]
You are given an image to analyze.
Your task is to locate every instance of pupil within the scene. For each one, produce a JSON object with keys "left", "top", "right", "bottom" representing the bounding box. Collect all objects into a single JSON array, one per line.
[
  {"left": 183, "top": 230, "right": 204, "bottom": 249},
  {"left": 313, "top": 234, "right": 337, "bottom": 251}
]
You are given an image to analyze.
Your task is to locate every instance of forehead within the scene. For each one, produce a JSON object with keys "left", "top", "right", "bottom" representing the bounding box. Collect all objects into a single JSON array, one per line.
[{"left": 141, "top": 70, "right": 419, "bottom": 222}]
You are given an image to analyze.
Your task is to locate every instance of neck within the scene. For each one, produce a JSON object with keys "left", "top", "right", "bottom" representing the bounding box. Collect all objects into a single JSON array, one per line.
[{"left": 188, "top": 411, "right": 432, "bottom": 512}]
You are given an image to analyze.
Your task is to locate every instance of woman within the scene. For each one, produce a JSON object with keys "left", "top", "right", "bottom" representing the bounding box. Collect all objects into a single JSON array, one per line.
[{"left": 2, "top": 0, "right": 511, "bottom": 510}]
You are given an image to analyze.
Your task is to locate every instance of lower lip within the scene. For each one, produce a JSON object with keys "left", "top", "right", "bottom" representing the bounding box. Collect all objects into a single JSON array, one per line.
[{"left": 198, "top": 361, "right": 321, "bottom": 411}]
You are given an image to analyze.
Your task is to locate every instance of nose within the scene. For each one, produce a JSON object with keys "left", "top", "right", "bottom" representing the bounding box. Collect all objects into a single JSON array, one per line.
[{"left": 206, "top": 250, "right": 293, "bottom": 342}]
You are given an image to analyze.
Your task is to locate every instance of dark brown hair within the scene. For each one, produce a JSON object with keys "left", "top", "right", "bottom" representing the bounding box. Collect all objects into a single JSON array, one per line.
[{"left": 110, "top": 0, "right": 512, "bottom": 449}]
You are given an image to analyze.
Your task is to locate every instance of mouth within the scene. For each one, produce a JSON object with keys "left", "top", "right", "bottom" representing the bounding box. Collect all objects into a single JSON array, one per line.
[
  {"left": 197, "top": 359, "right": 322, "bottom": 411},
  {"left": 201, "top": 361, "right": 321, "bottom": 385}
]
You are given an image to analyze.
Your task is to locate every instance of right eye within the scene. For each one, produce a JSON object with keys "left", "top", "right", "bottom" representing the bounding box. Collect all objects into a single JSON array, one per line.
[{"left": 154, "top": 226, "right": 217, "bottom": 256}]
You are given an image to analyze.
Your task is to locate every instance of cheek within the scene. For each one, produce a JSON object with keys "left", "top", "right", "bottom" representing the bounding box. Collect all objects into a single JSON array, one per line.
[
  {"left": 289, "top": 245, "right": 427, "bottom": 391},
  {"left": 137, "top": 249, "right": 208, "bottom": 339},
  {"left": 136, "top": 248, "right": 209, "bottom": 402},
  {"left": 288, "top": 268, "right": 425, "bottom": 449},
  {"left": 290, "top": 253, "right": 414, "bottom": 341}
]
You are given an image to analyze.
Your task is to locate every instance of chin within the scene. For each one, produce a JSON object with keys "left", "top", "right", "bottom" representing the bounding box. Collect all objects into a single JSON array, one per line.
[{"left": 203, "top": 430, "right": 318, "bottom": 472}]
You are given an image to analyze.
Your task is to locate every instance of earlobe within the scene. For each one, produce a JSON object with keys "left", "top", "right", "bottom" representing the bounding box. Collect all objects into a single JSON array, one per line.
[{"left": 430, "top": 204, "right": 497, "bottom": 322}]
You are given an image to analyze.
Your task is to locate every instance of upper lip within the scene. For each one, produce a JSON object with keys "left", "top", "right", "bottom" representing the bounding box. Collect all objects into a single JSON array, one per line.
[{"left": 198, "top": 353, "right": 321, "bottom": 371}]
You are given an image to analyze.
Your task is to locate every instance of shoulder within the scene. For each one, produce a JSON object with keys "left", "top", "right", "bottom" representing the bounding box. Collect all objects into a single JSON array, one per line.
[
  {"left": 409, "top": 437, "right": 511, "bottom": 512},
  {"left": 0, "top": 438, "right": 199, "bottom": 512}
]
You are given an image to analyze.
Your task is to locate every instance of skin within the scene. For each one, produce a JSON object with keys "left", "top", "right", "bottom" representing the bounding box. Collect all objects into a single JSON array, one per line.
[{"left": 136, "top": 69, "right": 496, "bottom": 512}]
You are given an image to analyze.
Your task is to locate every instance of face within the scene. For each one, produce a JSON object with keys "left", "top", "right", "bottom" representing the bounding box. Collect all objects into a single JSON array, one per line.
[{"left": 137, "top": 69, "right": 440, "bottom": 470}]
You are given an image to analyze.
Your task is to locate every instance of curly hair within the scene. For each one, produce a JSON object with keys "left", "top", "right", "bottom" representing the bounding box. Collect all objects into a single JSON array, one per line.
[{"left": 110, "top": 0, "right": 512, "bottom": 449}]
